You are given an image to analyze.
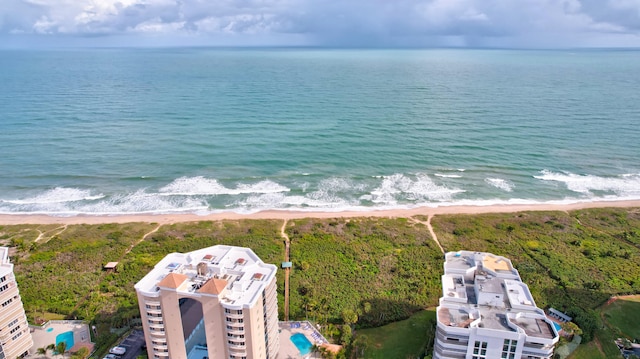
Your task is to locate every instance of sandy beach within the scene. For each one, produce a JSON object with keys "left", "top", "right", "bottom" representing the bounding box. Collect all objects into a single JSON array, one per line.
[{"left": 0, "top": 200, "right": 639, "bottom": 225}]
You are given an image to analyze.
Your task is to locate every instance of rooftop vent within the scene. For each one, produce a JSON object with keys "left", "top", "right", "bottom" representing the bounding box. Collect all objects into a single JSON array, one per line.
[{"left": 197, "top": 262, "right": 208, "bottom": 276}]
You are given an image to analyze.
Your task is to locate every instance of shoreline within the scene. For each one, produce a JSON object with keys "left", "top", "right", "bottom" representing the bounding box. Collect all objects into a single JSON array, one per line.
[{"left": 0, "top": 200, "right": 639, "bottom": 225}]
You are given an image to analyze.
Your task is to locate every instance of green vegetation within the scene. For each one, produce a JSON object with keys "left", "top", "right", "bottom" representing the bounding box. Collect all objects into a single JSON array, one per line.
[
  {"left": 356, "top": 310, "right": 436, "bottom": 359},
  {"left": 1, "top": 207, "right": 639, "bottom": 358},
  {"left": 569, "top": 295, "right": 640, "bottom": 359},
  {"left": 287, "top": 218, "right": 442, "bottom": 327},
  {"left": 602, "top": 296, "right": 640, "bottom": 339}
]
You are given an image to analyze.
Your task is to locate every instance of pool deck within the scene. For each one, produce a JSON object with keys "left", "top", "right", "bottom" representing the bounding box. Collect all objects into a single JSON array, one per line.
[
  {"left": 278, "top": 321, "right": 330, "bottom": 359},
  {"left": 28, "top": 320, "right": 93, "bottom": 356}
]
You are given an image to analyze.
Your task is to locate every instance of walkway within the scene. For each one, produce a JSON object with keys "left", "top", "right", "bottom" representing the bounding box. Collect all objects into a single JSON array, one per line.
[{"left": 409, "top": 215, "right": 444, "bottom": 254}]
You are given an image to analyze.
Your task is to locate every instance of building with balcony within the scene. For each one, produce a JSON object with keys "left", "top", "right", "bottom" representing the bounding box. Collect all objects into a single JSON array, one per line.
[
  {"left": 0, "top": 247, "right": 33, "bottom": 359},
  {"left": 434, "top": 251, "right": 558, "bottom": 359},
  {"left": 135, "top": 245, "right": 279, "bottom": 359}
]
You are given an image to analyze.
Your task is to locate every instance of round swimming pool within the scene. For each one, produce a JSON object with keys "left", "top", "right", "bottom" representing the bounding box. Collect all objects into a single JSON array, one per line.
[{"left": 290, "top": 333, "right": 312, "bottom": 355}]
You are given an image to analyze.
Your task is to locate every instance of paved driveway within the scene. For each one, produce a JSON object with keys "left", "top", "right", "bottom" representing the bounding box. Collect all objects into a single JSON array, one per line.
[{"left": 112, "top": 330, "right": 145, "bottom": 359}]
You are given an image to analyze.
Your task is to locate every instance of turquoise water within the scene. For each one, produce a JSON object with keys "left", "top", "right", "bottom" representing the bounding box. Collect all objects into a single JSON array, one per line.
[
  {"left": 46, "top": 327, "right": 54, "bottom": 332},
  {"left": 0, "top": 49, "right": 639, "bottom": 215},
  {"left": 56, "top": 331, "right": 74, "bottom": 350},
  {"left": 290, "top": 333, "right": 312, "bottom": 355},
  {"left": 553, "top": 322, "right": 562, "bottom": 331}
]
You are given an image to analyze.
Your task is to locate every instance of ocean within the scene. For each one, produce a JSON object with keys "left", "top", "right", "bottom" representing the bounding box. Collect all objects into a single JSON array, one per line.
[{"left": 0, "top": 48, "right": 639, "bottom": 216}]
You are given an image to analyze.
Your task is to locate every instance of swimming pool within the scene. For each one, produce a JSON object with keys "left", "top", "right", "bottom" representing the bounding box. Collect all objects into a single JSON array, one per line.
[
  {"left": 553, "top": 322, "right": 562, "bottom": 332},
  {"left": 56, "top": 331, "right": 75, "bottom": 351},
  {"left": 290, "top": 333, "right": 312, "bottom": 355}
]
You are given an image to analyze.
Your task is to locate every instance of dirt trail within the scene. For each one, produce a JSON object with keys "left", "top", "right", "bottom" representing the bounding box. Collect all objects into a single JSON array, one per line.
[
  {"left": 410, "top": 215, "right": 444, "bottom": 254},
  {"left": 123, "top": 223, "right": 163, "bottom": 256},
  {"left": 35, "top": 224, "right": 68, "bottom": 243}
]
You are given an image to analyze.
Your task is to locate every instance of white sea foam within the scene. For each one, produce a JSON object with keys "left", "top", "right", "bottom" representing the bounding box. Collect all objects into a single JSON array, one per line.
[
  {"left": 434, "top": 174, "right": 463, "bottom": 178},
  {"left": 485, "top": 178, "right": 514, "bottom": 192},
  {"left": 159, "top": 176, "right": 289, "bottom": 196},
  {"left": 535, "top": 170, "right": 640, "bottom": 197},
  {"left": 236, "top": 177, "right": 362, "bottom": 210},
  {"left": 0, "top": 189, "right": 207, "bottom": 216},
  {"left": 369, "top": 173, "right": 464, "bottom": 205},
  {"left": 2, "top": 187, "right": 105, "bottom": 204}
]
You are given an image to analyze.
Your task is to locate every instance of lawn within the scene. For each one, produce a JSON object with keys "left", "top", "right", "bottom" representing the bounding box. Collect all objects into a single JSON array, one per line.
[
  {"left": 568, "top": 295, "right": 640, "bottom": 359},
  {"left": 356, "top": 309, "right": 436, "bottom": 359},
  {"left": 602, "top": 295, "right": 640, "bottom": 339}
]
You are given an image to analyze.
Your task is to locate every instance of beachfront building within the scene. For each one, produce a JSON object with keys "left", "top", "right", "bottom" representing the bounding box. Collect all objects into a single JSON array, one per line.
[
  {"left": 135, "top": 245, "right": 279, "bottom": 359},
  {"left": 434, "top": 251, "right": 558, "bottom": 359},
  {"left": 0, "top": 247, "right": 33, "bottom": 359}
]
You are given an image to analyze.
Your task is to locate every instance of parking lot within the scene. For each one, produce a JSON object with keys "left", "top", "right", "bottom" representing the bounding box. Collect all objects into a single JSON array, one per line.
[{"left": 108, "top": 330, "right": 145, "bottom": 359}]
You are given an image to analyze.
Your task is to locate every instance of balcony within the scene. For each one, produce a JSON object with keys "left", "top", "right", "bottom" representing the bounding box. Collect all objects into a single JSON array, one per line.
[
  {"left": 225, "top": 312, "right": 244, "bottom": 319},
  {"left": 153, "top": 344, "right": 168, "bottom": 351},
  {"left": 226, "top": 327, "right": 245, "bottom": 335},
  {"left": 227, "top": 342, "right": 247, "bottom": 353},
  {"left": 149, "top": 328, "right": 166, "bottom": 336},
  {"left": 226, "top": 320, "right": 244, "bottom": 327},
  {"left": 146, "top": 307, "right": 162, "bottom": 314}
]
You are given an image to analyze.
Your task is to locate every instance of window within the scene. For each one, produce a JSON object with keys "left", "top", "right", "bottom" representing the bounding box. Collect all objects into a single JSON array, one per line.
[
  {"left": 472, "top": 341, "right": 488, "bottom": 359},
  {"left": 0, "top": 276, "right": 6, "bottom": 283},
  {"left": 8, "top": 318, "right": 19, "bottom": 327},
  {"left": 1, "top": 297, "right": 13, "bottom": 307},
  {"left": 12, "top": 331, "right": 23, "bottom": 341},
  {"left": 10, "top": 325, "right": 21, "bottom": 334},
  {"left": 501, "top": 339, "right": 518, "bottom": 359},
  {"left": 0, "top": 284, "right": 8, "bottom": 292}
]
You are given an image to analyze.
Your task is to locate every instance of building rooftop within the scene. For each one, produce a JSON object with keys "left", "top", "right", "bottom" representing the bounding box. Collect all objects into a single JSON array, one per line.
[
  {"left": 437, "top": 251, "right": 557, "bottom": 340},
  {"left": 135, "top": 245, "right": 277, "bottom": 309}
]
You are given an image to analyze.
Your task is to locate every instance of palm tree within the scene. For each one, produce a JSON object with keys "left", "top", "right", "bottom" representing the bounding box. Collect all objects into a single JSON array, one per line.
[
  {"left": 56, "top": 342, "right": 67, "bottom": 358},
  {"left": 36, "top": 347, "right": 47, "bottom": 358}
]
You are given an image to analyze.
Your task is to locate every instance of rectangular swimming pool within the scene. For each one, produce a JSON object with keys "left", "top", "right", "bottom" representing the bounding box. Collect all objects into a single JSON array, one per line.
[
  {"left": 553, "top": 322, "right": 562, "bottom": 332},
  {"left": 290, "top": 333, "right": 312, "bottom": 355}
]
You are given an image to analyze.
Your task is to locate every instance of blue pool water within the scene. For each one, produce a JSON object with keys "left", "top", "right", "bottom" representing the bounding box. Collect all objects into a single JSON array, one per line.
[
  {"left": 290, "top": 333, "right": 313, "bottom": 355},
  {"left": 56, "top": 331, "right": 75, "bottom": 350},
  {"left": 46, "top": 328, "right": 54, "bottom": 332},
  {"left": 553, "top": 322, "right": 562, "bottom": 332}
]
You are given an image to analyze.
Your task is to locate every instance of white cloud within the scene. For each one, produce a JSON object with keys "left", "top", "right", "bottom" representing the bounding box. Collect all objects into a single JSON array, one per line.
[{"left": 2, "top": 0, "right": 640, "bottom": 47}]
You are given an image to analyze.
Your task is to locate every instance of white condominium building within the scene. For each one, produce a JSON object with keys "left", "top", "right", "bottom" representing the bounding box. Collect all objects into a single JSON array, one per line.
[
  {"left": 135, "top": 245, "right": 279, "bottom": 359},
  {"left": 0, "top": 247, "right": 33, "bottom": 359},
  {"left": 434, "top": 251, "right": 558, "bottom": 359}
]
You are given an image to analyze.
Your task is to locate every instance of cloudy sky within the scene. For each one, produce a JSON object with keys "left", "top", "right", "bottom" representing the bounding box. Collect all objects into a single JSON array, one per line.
[{"left": 1, "top": 0, "right": 640, "bottom": 48}]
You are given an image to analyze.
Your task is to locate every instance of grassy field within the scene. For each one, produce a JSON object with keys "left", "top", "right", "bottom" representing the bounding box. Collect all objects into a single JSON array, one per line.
[
  {"left": 568, "top": 295, "right": 640, "bottom": 359},
  {"left": 356, "top": 309, "right": 435, "bottom": 359},
  {"left": 1, "top": 207, "right": 639, "bottom": 357},
  {"left": 602, "top": 295, "right": 640, "bottom": 339}
]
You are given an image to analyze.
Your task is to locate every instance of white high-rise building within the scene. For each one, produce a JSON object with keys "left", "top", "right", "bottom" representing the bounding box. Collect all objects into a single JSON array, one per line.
[
  {"left": 135, "top": 245, "right": 279, "bottom": 359},
  {"left": 0, "top": 247, "right": 33, "bottom": 359},
  {"left": 434, "top": 251, "right": 558, "bottom": 359}
]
